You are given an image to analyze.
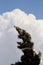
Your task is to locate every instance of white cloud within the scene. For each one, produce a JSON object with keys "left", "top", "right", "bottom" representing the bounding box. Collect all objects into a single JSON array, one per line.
[
  {"left": 0, "top": 32, "right": 3, "bottom": 38},
  {"left": 0, "top": 9, "right": 43, "bottom": 65}
]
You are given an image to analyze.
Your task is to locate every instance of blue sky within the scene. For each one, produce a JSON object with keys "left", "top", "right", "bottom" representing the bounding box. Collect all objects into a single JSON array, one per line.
[{"left": 0, "top": 0, "right": 43, "bottom": 19}]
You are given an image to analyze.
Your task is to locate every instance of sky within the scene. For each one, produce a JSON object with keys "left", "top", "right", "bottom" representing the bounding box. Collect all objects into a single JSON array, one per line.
[
  {"left": 0, "top": 0, "right": 43, "bottom": 65},
  {"left": 0, "top": 0, "right": 43, "bottom": 19}
]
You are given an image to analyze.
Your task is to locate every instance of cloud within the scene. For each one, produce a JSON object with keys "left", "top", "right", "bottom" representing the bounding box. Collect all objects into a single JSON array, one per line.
[{"left": 0, "top": 9, "right": 43, "bottom": 65}]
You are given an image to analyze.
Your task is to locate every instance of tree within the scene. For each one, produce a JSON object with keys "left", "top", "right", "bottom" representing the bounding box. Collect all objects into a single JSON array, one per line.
[{"left": 11, "top": 26, "right": 41, "bottom": 65}]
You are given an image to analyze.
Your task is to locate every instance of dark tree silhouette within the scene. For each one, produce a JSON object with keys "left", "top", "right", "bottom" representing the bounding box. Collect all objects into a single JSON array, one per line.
[{"left": 11, "top": 26, "right": 41, "bottom": 65}]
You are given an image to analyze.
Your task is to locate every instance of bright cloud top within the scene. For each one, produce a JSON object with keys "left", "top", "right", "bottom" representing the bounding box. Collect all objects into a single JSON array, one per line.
[
  {"left": 0, "top": 9, "right": 43, "bottom": 38},
  {"left": 0, "top": 9, "right": 43, "bottom": 65}
]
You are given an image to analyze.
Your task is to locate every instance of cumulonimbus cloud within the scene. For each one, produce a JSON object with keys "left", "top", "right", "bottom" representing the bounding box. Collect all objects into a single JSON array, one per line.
[{"left": 0, "top": 9, "right": 43, "bottom": 65}]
